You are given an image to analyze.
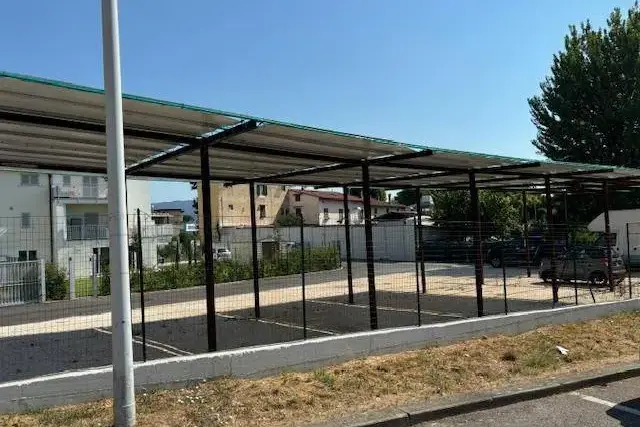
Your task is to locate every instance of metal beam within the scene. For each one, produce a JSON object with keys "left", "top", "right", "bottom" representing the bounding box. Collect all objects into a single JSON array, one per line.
[
  {"left": 228, "top": 149, "right": 433, "bottom": 185},
  {"left": 603, "top": 181, "right": 614, "bottom": 291},
  {"left": 361, "top": 162, "right": 378, "bottom": 330},
  {"left": 126, "top": 120, "right": 258, "bottom": 174},
  {"left": 200, "top": 145, "right": 217, "bottom": 351},
  {"left": 470, "top": 171, "right": 484, "bottom": 317}
]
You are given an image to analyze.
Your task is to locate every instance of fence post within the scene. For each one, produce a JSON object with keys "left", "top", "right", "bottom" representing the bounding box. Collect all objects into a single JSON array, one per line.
[
  {"left": 342, "top": 187, "right": 354, "bottom": 304},
  {"left": 136, "top": 208, "right": 147, "bottom": 362},
  {"left": 501, "top": 236, "right": 508, "bottom": 315},
  {"left": 416, "top": 188, "right": 426, "bottom": 294},
  {"left": 573, "top": 255, "right": 578, "bottom": 305},
  {"left": 249, "top": 182, "right": 261, "bottom": 318},
  {"left": 68, "top": 256, "right": 76, "bottom": 300},
  {"left": 545, "top": 177, "right": 559, "bottom": 306},
  {"left": 39, "top": 258, "right": 46, "bottom": 303},
  {"left": 522, "top": 191, "right": 531, "bottom": 278},
  {"left": 361, "top": 162, "right": 378, "bottom": 330},
  {"left": 413, "top": 217, "right": 422, "bottom": 326},
  {"left": 627, "top": 223, "right": 633, "bottom": 299},
  {"left": 175, "top": 237, "right": 180, "bottom": 268},
  {"left": 603, "top": 181, "right": 614, "bottom": 292},
  {"left": 92, "top": 254, "right": 98, "bottom": 298},
  {"left": 469, "top": 172, "right": 484, "bottom": 317},
  {"left": 300, "top": 217, "right": 307, "bottom": 339}
]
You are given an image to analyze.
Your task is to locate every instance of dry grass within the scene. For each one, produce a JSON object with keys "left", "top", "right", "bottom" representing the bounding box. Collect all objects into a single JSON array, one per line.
[{"left": 3, "top": 311, "right": 640, "bottom": 427}]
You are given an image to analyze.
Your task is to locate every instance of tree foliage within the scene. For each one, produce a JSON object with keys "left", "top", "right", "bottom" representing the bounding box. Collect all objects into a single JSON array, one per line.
[
  {"left": 528, "top": 4, "right": 640, "bottom": 223},
  {"left": 348, "top": 187, "right": 387, "bottom": 202},
  {"left": 430, "top": 190, "right": 523, "bottom": 237},
  {"left": 529, "top": 4, "right": 640, "bottom": 166}
]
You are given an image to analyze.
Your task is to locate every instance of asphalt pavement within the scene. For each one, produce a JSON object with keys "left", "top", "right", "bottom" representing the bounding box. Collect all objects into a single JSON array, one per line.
[{"left": 422, "top": 376, "right": 640, "bottom": 427}]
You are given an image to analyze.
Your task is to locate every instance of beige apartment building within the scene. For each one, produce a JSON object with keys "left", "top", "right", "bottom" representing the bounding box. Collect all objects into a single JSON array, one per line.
[{"left": 198, "top": 183, "right": 288, "bottom": 232}]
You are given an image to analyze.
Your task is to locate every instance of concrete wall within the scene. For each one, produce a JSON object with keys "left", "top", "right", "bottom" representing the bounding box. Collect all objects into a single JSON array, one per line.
[
  {"left": 2, "top": 298, "right": 639, "bottom": 413},
  {"left": 219, "top": 223, "right": 418, "bottom": 262}
]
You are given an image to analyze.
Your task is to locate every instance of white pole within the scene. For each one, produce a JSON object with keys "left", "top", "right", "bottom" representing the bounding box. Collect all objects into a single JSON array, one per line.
[{"left": 101, "top": 0, "right": 136, "bottom": 425}]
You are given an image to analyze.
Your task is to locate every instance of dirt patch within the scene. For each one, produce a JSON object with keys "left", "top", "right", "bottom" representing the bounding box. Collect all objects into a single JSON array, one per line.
[{"left": 2, "top": 311, "right": 639, "bottom": 427}]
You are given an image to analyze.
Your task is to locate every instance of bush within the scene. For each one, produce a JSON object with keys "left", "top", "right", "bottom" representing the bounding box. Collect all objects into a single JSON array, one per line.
[
  {"left": 45, "top": 263, "right": 68, "bottom": 301},
  {"left": 99, "top": 263, "right": 110, "bottom": 296},
  {"left": 99, "top": 246, "right": 341, "bottom": 296}
]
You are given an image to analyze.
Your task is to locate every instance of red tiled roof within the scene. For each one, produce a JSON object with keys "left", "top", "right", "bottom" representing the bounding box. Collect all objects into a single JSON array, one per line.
[{"left": 290, "top": 189, "right": 404, "bottom": 207}]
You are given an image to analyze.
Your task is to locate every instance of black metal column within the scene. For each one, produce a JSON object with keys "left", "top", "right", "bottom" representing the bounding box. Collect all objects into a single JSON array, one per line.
[
  {"left": 469, "top": 172, "right": 484, "bottom": 317},
  {"left": 416, "top": 188, "right": 426, "bottom": 293},
  {"left": 300, "top": 217, "right": 307, "bottom": 339},
  {"left": 627, "top": 223, "right": 633, "bottom": 298},
  {"left": 249, "top": 182, "right": 260, "bottom": 318},
  {"left": 362, "top": 162, "right": 378, "bottom": 330},
  {"left": 342, "top": 187, "right": 354, "bottom": 304},
  {"left": 545, "top": 176, "right": 559, "bottom": 305},
  {"left": 563, "top": 192, "right": 570, "bottom": 249},
  {"left": 603, "top": 181, "right": 614, "bottom": 291},
  {"left": 522, "top": 191, "right": 531, "bottom": 278},
  {"left": 136, "top": 208, "right": 147, "bottom": 362},
  {"left": 200, "top": 144, "right": 217, "bottom": 351}
]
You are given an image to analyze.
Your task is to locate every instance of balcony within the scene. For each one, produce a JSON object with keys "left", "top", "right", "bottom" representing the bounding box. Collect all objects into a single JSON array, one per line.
[
  {"left": 66, "top": 225, "right": 108, "bottom": 241},
  {"left": 52, "top": 184, "right": 108, "bottom": 200}
]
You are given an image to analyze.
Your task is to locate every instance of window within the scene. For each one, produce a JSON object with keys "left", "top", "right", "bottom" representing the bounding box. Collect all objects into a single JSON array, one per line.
[
  {"left": 256, "top": 184, "right": 267, "bottom": 197},
  {"left": 374, "top": 208, "right": 378, "bottom": 215},
  {"left": 228, "top": 204, "right": 234, "bottom": 211},
  {"left": 21, "top": 213, "right": 31, "bottom": 229},
  {"left": 83, "top": 176, "right": 99, "bottom": 197},
  {"left": 62, "top": 175, "right": 71, "bottom": 187},
  {"left": 295, "top": 207, "right": 302, "bottom": 218},
  {"left": 259, "top": 205, "right": 266, "bottom": 219},
  {"left": 294, "top": 194, "right": 301, "bottom": 202},
  {"left": 323, "top": 208, "right": 329, "bottom": 220},
  {"left": 17, "top": 250, "right": 36, "bottom": 261},
  {"left": 20, "top": 173, "right": 39, "bottom": 186},
  {"left": 338, "top": 209, "right": 344, "bottom": 222}
]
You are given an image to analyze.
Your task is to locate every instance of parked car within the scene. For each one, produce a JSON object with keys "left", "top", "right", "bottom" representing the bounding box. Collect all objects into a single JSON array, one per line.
[
  {"left": 486, "top": 238, "right": 541, "bottom": 268},
  {"left": 421, "top": 237, "right": 473, "bottom": 262},
  {"left": 212, "top": 247, "right": 232, "bottom": 261},
  {"left": 539, "top": 245, "right": 626, "bottom": 288}
]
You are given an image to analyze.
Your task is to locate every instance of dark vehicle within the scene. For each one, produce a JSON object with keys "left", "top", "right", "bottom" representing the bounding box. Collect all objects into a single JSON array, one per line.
[
  {"left": 486, "top": 238, "right": 542, "bottom": 268},
  {"left": 539, "top": 245, "right": 626, "bottom": 289},
  {"left": 421, "top": 237, "right": 473, "bottom": 262}
]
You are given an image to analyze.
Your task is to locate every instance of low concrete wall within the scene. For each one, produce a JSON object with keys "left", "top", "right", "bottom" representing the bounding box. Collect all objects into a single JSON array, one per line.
[{"left": 2, "top": 298, "right": 639, "bottom": 413}]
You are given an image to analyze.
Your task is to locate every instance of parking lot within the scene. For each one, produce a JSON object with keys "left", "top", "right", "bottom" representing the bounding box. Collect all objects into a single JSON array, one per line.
[{"left": 1, "top": 261, "right": 637, "bottom": 383}]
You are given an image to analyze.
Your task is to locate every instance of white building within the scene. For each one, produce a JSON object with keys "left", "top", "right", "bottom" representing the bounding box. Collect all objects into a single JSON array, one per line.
[
  {"left": 282, "top": 189, "right": 407, "bottom": 226},
  {"left": 0, "top": 170, "right": 170, "bottom": 279}
]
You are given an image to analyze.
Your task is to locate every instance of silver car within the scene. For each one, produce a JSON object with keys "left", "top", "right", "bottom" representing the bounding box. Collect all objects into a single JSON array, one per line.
[{"left": 539, "top": 246, "right": 626, "bottom": 288}]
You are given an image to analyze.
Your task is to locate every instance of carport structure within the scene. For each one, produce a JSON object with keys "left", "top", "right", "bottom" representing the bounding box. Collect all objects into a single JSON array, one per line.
[{"left": 1, "top": 70, "right": 640, "bottom": 349}]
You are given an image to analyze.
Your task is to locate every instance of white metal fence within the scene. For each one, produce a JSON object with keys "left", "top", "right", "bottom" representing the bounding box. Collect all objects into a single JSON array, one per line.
[{"left": 0, "top": 259, "right": 45, "bottom": 306}]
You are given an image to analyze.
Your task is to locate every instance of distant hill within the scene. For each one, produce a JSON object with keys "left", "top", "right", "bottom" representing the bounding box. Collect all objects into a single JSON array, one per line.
[{"left": 151, "top": 200, "right": 196, "bottom": 219}]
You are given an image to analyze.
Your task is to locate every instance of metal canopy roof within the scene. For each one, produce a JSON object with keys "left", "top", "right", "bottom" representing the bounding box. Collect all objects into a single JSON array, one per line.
[{"left": 1, "top": 71, "right": 639, "bottom": 191}]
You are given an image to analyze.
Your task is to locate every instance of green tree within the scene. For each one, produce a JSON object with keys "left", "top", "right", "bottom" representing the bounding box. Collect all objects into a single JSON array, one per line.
[
  {"left": 528, "top": 4, "right": 640, "bottom": 223},
  {"left": 348, "top": 187, "right": 386, "bottom": 202},
  {"left": 430, "top": 190, "right": 523, "bottom": 237}
]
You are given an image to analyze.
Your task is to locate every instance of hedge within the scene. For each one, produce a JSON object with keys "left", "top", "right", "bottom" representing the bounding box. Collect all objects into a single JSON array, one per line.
[{"left": 100, "top": 245, "right": 340, "bottom": 295}]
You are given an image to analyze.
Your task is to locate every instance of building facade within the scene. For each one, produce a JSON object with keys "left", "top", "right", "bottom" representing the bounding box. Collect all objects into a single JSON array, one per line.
[
  {"left": 0, "top": 170, "right": 168, "bottom": 278},
  {"left": 282, "top": 189, "right": 407, "bottom": 226},
  {"left": 197, "top": 183, "right": 288, "bottom": 231}
]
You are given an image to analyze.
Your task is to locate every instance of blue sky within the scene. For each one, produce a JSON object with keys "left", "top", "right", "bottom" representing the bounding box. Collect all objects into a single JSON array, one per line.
[{"left": 0, "top": 1, "right": 632, "bottom": 202}]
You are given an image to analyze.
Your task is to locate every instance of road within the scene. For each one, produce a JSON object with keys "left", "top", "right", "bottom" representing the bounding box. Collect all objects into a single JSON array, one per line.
[{"left": 422, "top": 377, "right": 640, "bottom": 426}]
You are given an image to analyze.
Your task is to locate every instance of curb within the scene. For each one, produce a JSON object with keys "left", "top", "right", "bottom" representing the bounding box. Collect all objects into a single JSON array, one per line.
[{"left": 308, "top": 361, "right": 640, "bottom": 427}]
